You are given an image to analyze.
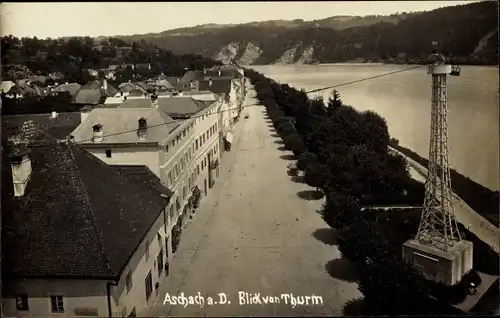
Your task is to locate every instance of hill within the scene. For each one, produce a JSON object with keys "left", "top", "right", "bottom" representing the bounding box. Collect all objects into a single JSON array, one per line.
[
  {"left": 1, "top": 35, "right": 222, "bottom": 82},
  {"left": 116, "top": 1, "right": 498, "bottom": 65}
]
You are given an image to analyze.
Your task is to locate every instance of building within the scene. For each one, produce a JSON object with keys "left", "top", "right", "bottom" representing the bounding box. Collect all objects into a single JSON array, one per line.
[
  {"left": 2, "top": 112, "right": 82, "bottom": 144},
  {"left": 70, "top": 108, "right": 179, "bottom": 177},
  {"left": 1, "top": 141, "right": 173, "bottom": 317}
]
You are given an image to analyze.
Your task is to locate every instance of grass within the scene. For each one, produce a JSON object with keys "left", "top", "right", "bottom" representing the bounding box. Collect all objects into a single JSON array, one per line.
[{"left": 390, "top": 141, "right": 499, "bottom": 227}]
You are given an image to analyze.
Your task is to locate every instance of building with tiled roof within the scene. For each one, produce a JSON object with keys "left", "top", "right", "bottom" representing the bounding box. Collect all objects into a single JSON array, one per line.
[
  {"left": 53, "top": 82, "right": 81, "bottom": 97},
  {"left": 2, "top": 112, "right": 81, "bottom": 143},
  {"left": 1, "top": 141, "right": 172, "bottom": 317}
]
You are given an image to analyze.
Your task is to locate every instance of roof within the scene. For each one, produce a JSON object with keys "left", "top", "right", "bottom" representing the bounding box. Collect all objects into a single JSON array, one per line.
[
  {"left": 119, "top": 98, "right": 152, "bottom": 108},
  {"left": 6, "top": 85, "right": 24, "bottom": 94},
  {"left": 2, "top": 112, "right": 82, "bottom": 143},
  {"left": 80, "top": 104, "right": 121, "bottom": 112},
  {"left": 2, "top": 141, "right": 168, "bottom": 279},
  {"left": 135, "top": 82, "right": 151, "bottom": 92},
  {"left": 156, "top": 98, "right": 212, "bottom": 118},
  {"left": 74, "top": 81, "right": 106, "bottom": 105},
  {"left": 165, "top": 77, "right": 180, "bottom": 86},
  {"left": 110, "top": 165, "right": 174, "bottom": 198},
  {"left": 70, "top": 108, "right": 178, "bottom": 144},
  {"left": 103, "top": 82, "right": 118, "bottom": 97},
  {"left": 119, "top": 83, "right": 138, "bottom": 93},
  {"left": 178, "top": 71, "right": 204, "bottom": 86},
  {"left": 198, "top": 78, "right": 232, "bottom": 96},
  {"left": 28, "top": 75, "right": 48, "bottom": 84},
  {"left": 157, "top": 79, "right": 174, "bottom": 90},
  {"left": 54, "top": 83, "right": 82, "bottom": 96},
  {"left": 1, "top": 81, "right": 15, "bottom": 93}
]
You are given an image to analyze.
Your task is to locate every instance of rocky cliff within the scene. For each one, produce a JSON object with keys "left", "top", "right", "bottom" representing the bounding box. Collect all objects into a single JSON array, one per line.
[{"left": 118, "top": 1, "right": 498, "bottom": 65}]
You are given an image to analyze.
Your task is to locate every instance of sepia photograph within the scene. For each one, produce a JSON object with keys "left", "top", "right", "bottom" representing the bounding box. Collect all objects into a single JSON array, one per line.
[{"left": 0, "top": 1, "right": 499, "bottom": 317}]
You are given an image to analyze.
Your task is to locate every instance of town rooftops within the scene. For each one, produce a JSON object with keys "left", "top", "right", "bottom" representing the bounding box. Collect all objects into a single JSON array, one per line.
[
  {"left": 1, "top": 141, "right": 169, "bottom": 279},
  {"left": 198, "top": 77, "right": 232, "bottom": 96},
  {"left": 53, "top": 83, "right": 82, "bottom": 96},
  {"left": 2, "top": 112, "right": 82, "bottom": 143},
  {"left": 157, "top": 98, "right": 212, "bottom": 118},
  {"left": 70, "top": 108, "right": 179, "bottom": 144}
]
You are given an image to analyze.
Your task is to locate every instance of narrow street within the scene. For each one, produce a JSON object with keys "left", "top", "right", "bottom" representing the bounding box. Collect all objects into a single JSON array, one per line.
[{"left": 147, "top": 85, "right": 361, "bottom": 316}]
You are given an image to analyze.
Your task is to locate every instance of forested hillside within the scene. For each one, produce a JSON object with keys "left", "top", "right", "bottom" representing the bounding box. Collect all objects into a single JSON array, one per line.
[
  {"left": 117, "top": 1, "right": 498, "bottom": 65},
  {"left": 1, "top": 36, "right": 221, "bottom": 82}
]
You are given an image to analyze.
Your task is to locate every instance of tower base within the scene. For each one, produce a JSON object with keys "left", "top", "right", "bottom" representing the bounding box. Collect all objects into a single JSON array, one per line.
[{"left": 402, "top": 238, "right": 473, "bottom": 285}]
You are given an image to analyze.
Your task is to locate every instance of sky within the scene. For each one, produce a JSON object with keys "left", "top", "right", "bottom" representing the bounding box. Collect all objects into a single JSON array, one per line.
[{"left": 1, "top": 1, "right": 478, "bottom": 39}]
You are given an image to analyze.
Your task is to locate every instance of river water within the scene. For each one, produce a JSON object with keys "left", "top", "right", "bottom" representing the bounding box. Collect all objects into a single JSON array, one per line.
[{"left": 250, "top": 64, "right": 499, "bottom": 191}]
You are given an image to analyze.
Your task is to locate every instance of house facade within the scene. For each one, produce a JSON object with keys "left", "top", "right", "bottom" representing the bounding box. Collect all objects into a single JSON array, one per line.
[{"left": 1, "top": 141, "right": 173, "bottom": 318}]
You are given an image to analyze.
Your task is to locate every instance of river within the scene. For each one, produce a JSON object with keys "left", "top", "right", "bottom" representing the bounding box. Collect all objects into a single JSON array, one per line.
[{"left": 250, "top": 64, "right": 499, "bottom": 191}]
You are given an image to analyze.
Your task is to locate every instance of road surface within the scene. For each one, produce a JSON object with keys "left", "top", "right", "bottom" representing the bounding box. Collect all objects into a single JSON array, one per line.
[{"left": 147, "top": 84, "right": 361, "bottom": 317}]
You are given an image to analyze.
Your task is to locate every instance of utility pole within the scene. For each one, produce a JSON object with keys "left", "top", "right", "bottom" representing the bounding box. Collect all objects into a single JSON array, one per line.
[{"left": 402, "top": 42, "right": 473, "bottom": 286}]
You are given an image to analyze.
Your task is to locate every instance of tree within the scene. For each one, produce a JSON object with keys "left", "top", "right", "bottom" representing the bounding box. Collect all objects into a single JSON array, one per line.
[
  {"left": 282, "top": 133, "right": 305, "bottom": 156},
  {"left": 277, "top": 121, "right": 296, "bottom": 137},
  {"left": 321, "top": 192, "right": 361, "bottom": 229},
  {"left": 297, "top": 152, "right": 318, "bottom": 171},
  {"left": 304, "top": 160, "right": 328, "bottom": 194},
  {"left": 327, "top": 90, "right": 343, "bottom": 116}
]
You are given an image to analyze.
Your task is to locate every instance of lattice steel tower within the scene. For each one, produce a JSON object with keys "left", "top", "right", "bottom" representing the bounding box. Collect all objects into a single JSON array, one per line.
[{"left": 415, "top": 46, "right": 462, "bottom": 251}]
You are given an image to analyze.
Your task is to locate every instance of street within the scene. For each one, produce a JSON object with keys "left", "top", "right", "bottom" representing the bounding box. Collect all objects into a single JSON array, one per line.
[{"left": 147, "top": 85, "right": 361, "bottom": 316}]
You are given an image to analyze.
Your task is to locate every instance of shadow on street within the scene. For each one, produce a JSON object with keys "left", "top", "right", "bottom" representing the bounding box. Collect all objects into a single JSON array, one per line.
[
  {"left": 312, "top": 228, "right": 339, "bottom": 246},
  {"left": 280, "top": 154, "right": 295, "bottom": 160},
  {"left": 325, "top": 258, "right": 359, "bottom": 283},
  {"left": 297, "top": 189, "right": 324, "bottom": 200}
]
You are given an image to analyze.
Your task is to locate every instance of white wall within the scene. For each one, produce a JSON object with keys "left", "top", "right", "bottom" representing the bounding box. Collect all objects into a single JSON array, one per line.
[
  {"left": 3, "top": 279, "right": 110, "bottom": 318},
  {"left": 111, "top": 206, "right": 170, "bottom": 317},
  {"left": 88, "top": 146, "right": 161, "bottom": 178}
]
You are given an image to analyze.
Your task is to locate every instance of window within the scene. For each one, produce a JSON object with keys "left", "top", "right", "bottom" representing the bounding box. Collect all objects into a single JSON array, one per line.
[
  {"left": 174, "top": 164, "right": 179, "bottom": 178},
  {"left": 183, "top": 130, "right": 186, "bottom": 137},
  {"left": 169, "top": 205, "right": 174, "bottom": 219},
  {"left": 165, "top": 145, "right": 169, "bottom": 153},
  {"left": 196, "top": 140, "right": 199, "bottom": 150},
  {"left": 157, "top": 232, "right": 162, "bottom": 247},
  {"left": 172, "top": 139, "right": 175, "bottom": 147},
  {"left": 145, "top": 271, "right": 153, "bottom": 300},
  {"left": 183, "top": 186, "right": 187, "bottom": 199},
  {"left": 157, "top": 250, "right": 164, "bottom": 277},
  {"left": 197, "top": 165, "right": 200, "bottom": 175},
  {"left": 168, "top": 171, "right": 173, "bottom": 185},
  {"left": 126, "top": 271, "right": 133, "bottom": 292},
  {"left": 145, "top": 240, "right": 150, "bottom": 262},
  {"left": 176, "top": 135, "right": 181, "bottom": 142},
  {"left": 16, "top": 294, "right": 28, "bottom": 311},
  {"left": 105, "top": 149, "right": 112, "bottom": 158},
  {"left": 50, "top": 296, "right": 64, "bottom": 313}
]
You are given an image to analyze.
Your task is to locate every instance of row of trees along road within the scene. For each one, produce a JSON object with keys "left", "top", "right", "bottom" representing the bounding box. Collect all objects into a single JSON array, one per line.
[{"left": 245, "top": 68, "right": 478, "bottom": 315}]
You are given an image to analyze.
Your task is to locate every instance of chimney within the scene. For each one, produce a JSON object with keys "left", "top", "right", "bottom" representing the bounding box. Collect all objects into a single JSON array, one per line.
[
  {"left": 218, "top": 70, "right": 221, "bottom": 76},
  {"left": 50, "top": 111, "right": 59, "bottom": 119},
  {"left": 151, "top": 94, "right": 158, "bottom": 108},
  {"left": 92, "top": 124, "right": 103, "bottom": 143},
  {"left": 102, "top": 79, "right": 108, "bottom": 91},
  {"left": 137, "top": 117, "right": 147, "bottom": 140},
  {"left": 9, "top": 146, "right": 32, "bottom": 197}
]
